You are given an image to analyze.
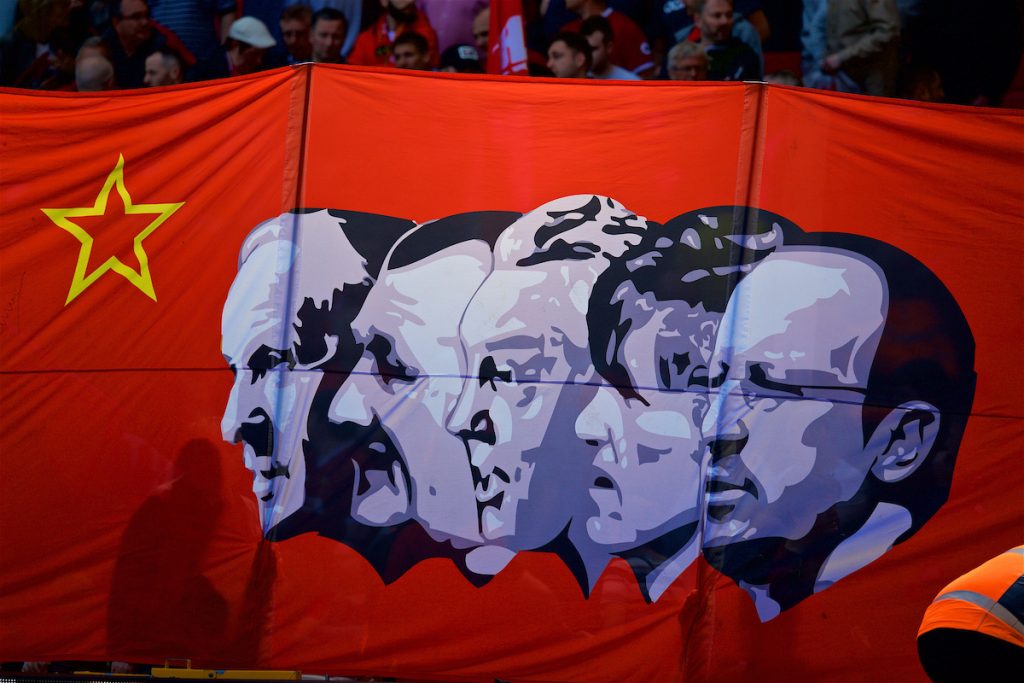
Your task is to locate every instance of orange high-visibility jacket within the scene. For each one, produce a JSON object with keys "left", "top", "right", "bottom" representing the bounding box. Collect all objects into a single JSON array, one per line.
[{"left": 919, "top": 546, "right": 1024, "bottom": 648}]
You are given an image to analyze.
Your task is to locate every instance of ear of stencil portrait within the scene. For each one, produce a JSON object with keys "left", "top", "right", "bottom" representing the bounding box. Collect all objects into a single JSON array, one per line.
[{"left": 700, "top": 230, "right": 976, "bottom": 622}]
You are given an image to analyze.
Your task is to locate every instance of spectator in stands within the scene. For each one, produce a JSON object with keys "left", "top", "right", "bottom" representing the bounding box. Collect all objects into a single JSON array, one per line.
[
  {"left": 913, "top": 0, "right": 1021, "bottom": 106},
  {"left": 1, "top": 0, "right": 78, "bottom": 86},
  {"left": 439, "top": 43, "right": 484, "bottom": 73},
  {"left": 472, "top": 6, "right": 489, "bottom": 55},
  {"left": 13, "top": 24, "right": 79, "bottom": 89},
  {"left": 546, "top": 30, "right": 590, "bottom": 78},
  {"left": 76, "top": 54, "right": 115, "bottom": 90},
  {"left": 581, "top": 14, "right": 640, "bottom": 80},
  {"left": 742, "top": 1, "right": 770, "bottom": 41},
  {"left": 224, "top": 16, "right": 277, "bottom": 76},
  {"left": 102, "top": 0, "right": 160, "bottom": 88},
  {"left": 692, "top": 0, "right": 761, "bottom": 80},
  {"left": 667, "top": 40, "right": 708, "bottom": 81},
  {"left": 562, "top": 0, "right": 654, "bottom": 77},
  {"left": 349, "top": 0, "right": 439, "bottom": 68},
  {"left": 229, "top": 1, "right": 287, "bottom": 63},
  {"left": 819, "top": 0, "right": 900, "bottom": 97},
  {"left": 280, "top": 4, "right": 312, "bottom": 64},
  {"left": 147, "top": 0, "right": 235, "bottom": 81},
  {"left": 392, "top": 31, "right": 431, "bottom": 71},
  {"left": 73, "top": 37, "right": 114, "bottom": 91},
  {"left": 309, "top": 7, "right": 347, "bottom": 64},
  {"left": 649, "top": 0, "right": 762, "bottom": 78},
  {"left": 77, "top": 36, "right": 113, "bottom": 63},
  {"left": 143, "top": 47, "right": 183, "bottom": 85},
  {"left": 288, "top": 0, "right": 362, "bottom": 58},
  {"left": 419, "top": 0, "right": 488, "bottom": 54},
  {"left": 898, "top": 63, "right": 943, "bottom": 102},
  {"left": 652, "top": 0, "right": 771, "bottom": 44}
]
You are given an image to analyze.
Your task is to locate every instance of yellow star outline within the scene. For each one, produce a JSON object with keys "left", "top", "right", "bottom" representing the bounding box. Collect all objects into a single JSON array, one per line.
[{"left": 41, "top": 154, "right": 184, "bottom": 306}]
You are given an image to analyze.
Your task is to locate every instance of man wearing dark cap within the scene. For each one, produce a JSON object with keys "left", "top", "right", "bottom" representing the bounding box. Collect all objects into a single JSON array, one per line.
[{"left": 439, "top": 44, "right": 484, "bottom": 73}]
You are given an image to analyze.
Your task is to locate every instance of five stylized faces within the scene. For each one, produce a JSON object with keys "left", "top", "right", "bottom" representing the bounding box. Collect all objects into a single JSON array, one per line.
[{"left": 220, "top": 201, "right": 972, "bottom": 619}]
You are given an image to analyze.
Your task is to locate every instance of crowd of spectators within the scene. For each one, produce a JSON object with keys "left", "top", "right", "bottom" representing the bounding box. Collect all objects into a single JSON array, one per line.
[{"left": 1, "top": 1, "right": 1022, "bottom": 105}]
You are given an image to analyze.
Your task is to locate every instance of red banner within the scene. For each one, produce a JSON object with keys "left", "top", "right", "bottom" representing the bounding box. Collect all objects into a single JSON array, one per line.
[
  {"left": 1, "top": 67, "right": 1022, "bottom": 682},
  {"left": 487, "top": 0, "right": 529, "bottom": 76}
]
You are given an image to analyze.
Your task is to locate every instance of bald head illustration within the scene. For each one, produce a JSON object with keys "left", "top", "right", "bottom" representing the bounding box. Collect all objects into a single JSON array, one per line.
[
  {"left": 702, "top": 236, "right": 975, "bottom": 620},
  {"left": 448, "top": 196, "right": 652, "bottom": 569}
]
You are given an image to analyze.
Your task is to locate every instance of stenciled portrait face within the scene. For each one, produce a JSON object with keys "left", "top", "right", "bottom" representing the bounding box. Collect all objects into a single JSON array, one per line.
[
  {"left": 221, "top": 214, "right": 370, "bottom": 531},
  {"left": 327, "top": 240, "right": 491, "bottom": 547},
  {"left": 701, "top": 249, "right": 887, "bottom": 546},
  {"left": 449, "top": 265, "right": 599, "bottom": 550},
  {"left": 575, "top": 283, "right": 715, "bottom": 550},
  {"left": 446, "top": 196, "right": 649, "bottom": 552}
]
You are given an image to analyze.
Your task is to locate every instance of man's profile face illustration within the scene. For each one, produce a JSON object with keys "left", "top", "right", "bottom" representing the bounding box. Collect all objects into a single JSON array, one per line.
[
  {"left": 575, "top": 284, "right": 714, "bottom": 549},
  {"left": 446, "top": 195, "right": 648, "bottom": 551},
  {"left": 222, "top": 245, "right": 314, "bottom": 529},
  {"left": 448, "top": 266, "right": 598, "bottom": 550},
  {"left": 702, "top": 250, "right": 887, "bottom": 545},
  {"left": 221, "top": 216, "right": 369, "bottom": 532},
  {"left": 327, "top": 242, "right": 490, "bottom": 546}
]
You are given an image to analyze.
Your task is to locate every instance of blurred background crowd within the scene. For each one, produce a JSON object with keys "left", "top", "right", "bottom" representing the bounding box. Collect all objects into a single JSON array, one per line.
[{"left": 1, "top": 1, "right": 1022, "bottom": 104}]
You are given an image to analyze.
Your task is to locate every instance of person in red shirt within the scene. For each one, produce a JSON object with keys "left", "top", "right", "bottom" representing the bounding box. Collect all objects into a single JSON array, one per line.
[{"left": 348, "top": 0, "right": 439, "bottom": 68}]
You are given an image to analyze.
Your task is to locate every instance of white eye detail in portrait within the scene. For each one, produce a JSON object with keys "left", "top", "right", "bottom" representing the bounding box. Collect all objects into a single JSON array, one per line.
[{"left": 220, "top": 197, "right": 975, "bottom": 618}]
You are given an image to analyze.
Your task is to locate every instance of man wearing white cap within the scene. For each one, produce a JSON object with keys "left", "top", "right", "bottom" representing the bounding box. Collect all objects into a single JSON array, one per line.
[{"left": 225, "top": 16, "right": 278, "bottom": 76}]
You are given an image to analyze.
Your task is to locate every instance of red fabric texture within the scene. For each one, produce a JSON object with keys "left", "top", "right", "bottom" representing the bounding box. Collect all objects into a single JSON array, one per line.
[{"left": 1, "top": 67, "right": 1022, "bottom": 682}]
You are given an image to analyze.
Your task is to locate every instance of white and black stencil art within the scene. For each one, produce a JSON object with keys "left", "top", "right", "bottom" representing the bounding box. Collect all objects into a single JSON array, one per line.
[{"left": 221, "top": 196, "right": 974, "bottom": 619}]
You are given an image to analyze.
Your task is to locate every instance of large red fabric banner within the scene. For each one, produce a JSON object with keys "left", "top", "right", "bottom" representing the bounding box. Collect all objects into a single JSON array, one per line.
[{"left": 1, "top": 66, "right": 1021, "bottom": 682}]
